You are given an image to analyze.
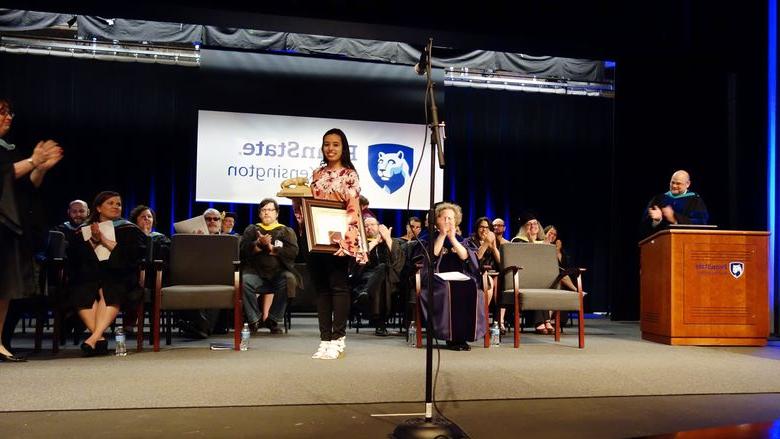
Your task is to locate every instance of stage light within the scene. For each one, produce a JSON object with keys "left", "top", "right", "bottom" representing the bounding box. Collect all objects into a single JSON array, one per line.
[
  {"left": 0, "top": 35, "right": 199, "bottom": 66},
  {"left": 444, "top": 67, "right": 613, "bottom": 97}
]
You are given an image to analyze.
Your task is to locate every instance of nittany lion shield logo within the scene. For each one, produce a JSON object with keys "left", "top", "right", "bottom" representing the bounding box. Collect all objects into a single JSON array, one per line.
[
  {"left": 729, "top": 261, "right": 744, "bottom": 279},
  {"left": 367, "top": 144, "right": 414, "bottom": 194}
]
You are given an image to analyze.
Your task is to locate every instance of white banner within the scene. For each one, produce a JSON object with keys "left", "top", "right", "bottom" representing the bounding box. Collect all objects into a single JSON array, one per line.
[{"left": 196, "top": 110, "right": 443, "bottom": 210}]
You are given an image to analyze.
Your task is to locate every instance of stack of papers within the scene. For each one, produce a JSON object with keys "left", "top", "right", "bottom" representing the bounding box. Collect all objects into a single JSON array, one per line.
[{"left": 435, "top": 271, "right": 471, "bottom": 281}]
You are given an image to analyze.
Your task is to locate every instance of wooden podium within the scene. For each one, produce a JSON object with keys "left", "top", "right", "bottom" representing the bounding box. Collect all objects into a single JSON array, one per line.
[{"left": 639, "top": 229, "right": 769, "bottom": 346}]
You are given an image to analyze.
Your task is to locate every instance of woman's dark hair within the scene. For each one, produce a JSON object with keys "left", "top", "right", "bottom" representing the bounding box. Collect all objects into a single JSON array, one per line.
[
  {"left": 258, "top": 198, "right": 279, "bottom": 213},
  {"left": 320, "top": 128, "right": 356, "bottom": 170},
  {"left": 129, "top": 204, "right": 155, "bottom": 226},
  {"left": 471, "top": 216, "right": 491, "bottom": 239},
  {"left": 88, "top": 191, "right": 121, "bottom": 223}
]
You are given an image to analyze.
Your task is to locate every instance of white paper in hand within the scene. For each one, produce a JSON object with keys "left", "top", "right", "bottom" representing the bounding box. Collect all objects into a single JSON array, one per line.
[
  {"left": 434, "top": 271, "right": 471, "bottom": 281},
  {"left": 173, "top": 215, "right": 209, "bottom": 235},
  {"left": 81, "top": 220, "right": 116, "bottom": 261}
]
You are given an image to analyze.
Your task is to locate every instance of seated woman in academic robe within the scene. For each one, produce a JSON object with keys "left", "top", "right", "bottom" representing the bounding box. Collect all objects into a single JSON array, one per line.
[
  {"left": 467, "top": 216, "right": 502, "bottom": 332},
  {"left": 417, "top": 202, "right": 487, "bottom": 351},
  {"left": 512, "top": 211, "right": 557, "bottom": 334},
  {"left": 67, "top": 191, "right": 145, "bottom": 356},
  {"left": 510, "top": 211, "right": 549, "bottom": 244},
  {"left": 124, "top": 204, "right": 171, "bottom": 333}
]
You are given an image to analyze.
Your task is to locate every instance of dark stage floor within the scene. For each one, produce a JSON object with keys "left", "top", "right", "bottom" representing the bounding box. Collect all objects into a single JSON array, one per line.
[{"left": 2, "top": 393, "right": 780, "bottom": 438}]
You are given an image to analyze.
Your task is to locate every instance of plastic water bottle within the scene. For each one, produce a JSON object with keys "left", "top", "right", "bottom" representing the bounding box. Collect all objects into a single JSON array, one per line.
[
  {"left": 115, "top": 327, "right": 127, "bottom": 356},
  {"left": 408, "top": 321, "right": 417, "bottom": 348},
  {"left": 240, "top": 323, "right": 250, "bottom": 351},
  {"left": 490, "top": 322, "right": 500, "bottom": 347}
]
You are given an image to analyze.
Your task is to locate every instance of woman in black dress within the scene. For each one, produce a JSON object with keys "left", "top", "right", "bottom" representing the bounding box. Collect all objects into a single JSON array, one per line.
[
  {"left": 0, "top": 97, "right": 63, "bottom": 362},
  {"left": 68, "top": 191, "right": 145, "bottom": 356}
]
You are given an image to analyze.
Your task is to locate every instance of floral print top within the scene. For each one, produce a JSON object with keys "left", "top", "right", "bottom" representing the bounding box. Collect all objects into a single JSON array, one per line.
[{"left": 303, "top": 166, "right": 363, "bottom": 256}]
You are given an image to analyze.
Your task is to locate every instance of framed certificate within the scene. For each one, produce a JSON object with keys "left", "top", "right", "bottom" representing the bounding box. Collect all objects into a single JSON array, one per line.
[{"left": 301, "top": 198, "right": 366, "bottom": 254}]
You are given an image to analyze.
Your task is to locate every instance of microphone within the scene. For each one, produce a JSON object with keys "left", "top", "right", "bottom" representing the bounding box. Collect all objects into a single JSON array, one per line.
[{"left": 414, "top": 47, "right": 429, "bottom": 75}]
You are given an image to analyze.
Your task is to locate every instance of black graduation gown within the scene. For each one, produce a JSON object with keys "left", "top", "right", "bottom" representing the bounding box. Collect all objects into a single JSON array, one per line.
[{"left": 66, "top": 219, "right": 146, "bottom": 308}]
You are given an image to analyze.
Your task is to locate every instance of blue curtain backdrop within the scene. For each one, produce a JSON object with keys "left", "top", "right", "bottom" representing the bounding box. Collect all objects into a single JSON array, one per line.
[
  {"left": 1, "top": 47, "right": 768, "bottom": 319},
  {"left": 443, "top": 87, "right": 615, "bottom": 311}
]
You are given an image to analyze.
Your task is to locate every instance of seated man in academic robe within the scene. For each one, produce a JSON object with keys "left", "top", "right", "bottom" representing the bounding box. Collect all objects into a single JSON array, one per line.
[
  {"left": 240, "top": 198, "right": 301, "bottom": 334},
  {"left": 351, "top": 216, "right": 405, "bottom": 336}
]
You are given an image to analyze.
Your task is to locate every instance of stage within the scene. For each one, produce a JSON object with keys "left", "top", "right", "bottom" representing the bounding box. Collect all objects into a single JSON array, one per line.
[{"left": 2, "top": 317, "right": 779, "bottom": 410}]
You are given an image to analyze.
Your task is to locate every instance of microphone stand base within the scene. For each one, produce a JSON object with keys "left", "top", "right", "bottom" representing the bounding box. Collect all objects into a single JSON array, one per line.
[{"left": 391, "top": 417, "right": 468, "bottom": 439}]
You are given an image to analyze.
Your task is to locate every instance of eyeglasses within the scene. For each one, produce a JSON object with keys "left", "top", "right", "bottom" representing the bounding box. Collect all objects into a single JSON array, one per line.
[
  {"left": 0, "top": 109, "right": 14, "bottom": 118},
  {"left": 260, "top": 208, "right": 277, "bottom": 213},
  {"left": 478, "top": 225, "right": 490, "bottom": 229},
  {"left": 205, "top": 216, "right": 221, "bottom": 222}
]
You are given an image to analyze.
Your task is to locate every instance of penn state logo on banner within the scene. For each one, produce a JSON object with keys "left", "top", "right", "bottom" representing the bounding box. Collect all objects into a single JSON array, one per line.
[
  {"left": 368, "top": 144, "right": 413, "bottom": 194},
  {"left": 729, "top": 261, "right": 744, "bottom": 279}
]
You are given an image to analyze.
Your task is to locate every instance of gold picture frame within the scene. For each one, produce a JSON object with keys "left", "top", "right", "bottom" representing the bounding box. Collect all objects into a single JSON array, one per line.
[{"left": 301, "top": 198, "right": 366, "bottom": 254}]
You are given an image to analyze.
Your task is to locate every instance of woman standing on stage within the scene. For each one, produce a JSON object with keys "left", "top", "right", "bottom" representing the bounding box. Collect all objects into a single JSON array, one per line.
[
  {"left": 0, "top": 97, "right": 63, "bottom": 362},
  {"left": 301, "top": 128, "right": 364, "bottom": 360}
]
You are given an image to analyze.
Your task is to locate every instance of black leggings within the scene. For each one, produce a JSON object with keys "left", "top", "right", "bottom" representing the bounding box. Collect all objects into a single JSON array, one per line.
[{"left": 308, "top": 253, "right": 351, "bottom": 341}]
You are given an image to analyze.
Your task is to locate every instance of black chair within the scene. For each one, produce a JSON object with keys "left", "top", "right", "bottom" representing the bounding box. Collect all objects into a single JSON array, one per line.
[
  {"left": 126, "top": 234, "right": 156, "bottom": 352},
  {"left": 33, "top": 230, "right": 67, "bottom": 353}
]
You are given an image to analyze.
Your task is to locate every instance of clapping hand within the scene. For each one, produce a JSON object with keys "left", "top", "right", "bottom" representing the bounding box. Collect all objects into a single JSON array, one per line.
[
  {"left": 484, "top": 230, "right": 496, "bottom": 247},
  {"left": 90, "top": 223, "right": 102, "bottom": 245},
  {"left": 648, "top": 205, "right": 662, "bottom": 221},
  {"left": 377, "top": 224, "right": 392, "bottom": 243},
  {"left": 355, "top": 250, "right": 368, "bottom": 265},
  {"left": 257, "top": 231, "right": 273, "bottom": 251},
  {"left": 445, "top": 224, "right": 458, "bottom": 242},
  {"left": 661, "top": 205, "right": 676, "bottom": 223},
  {"left": 32, "top": 140, "right": 64, "bottom": 170}
]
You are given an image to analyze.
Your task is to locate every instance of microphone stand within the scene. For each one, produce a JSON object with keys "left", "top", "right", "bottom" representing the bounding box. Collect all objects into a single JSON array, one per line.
[{"left": 392, "top": 38, "right": 467, "bottom": 439}]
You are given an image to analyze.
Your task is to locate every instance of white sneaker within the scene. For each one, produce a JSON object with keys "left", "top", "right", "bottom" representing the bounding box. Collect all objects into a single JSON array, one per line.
[
  {"left": 320, "top": 342, "right": 342, "bottom": 360},
  {"left": 312, "top": 341, "right": 331, "bottom": 359},
  {"left": 332, "top": 336, "right": 346, "bottom": 353}
]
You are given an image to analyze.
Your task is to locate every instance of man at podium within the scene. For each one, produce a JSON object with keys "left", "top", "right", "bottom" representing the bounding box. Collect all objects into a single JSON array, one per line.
[{"left": 642, "top": 169, "right": 709, "bottom": 237}]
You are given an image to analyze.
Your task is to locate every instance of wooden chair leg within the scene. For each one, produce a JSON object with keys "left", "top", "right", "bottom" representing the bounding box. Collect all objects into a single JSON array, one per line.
[
  {"left": 577, "top": 274, "right": 585, "bottom": 348},
  {"left": 483, "top": 287, "right": 490, "bottom": 348},
  {"left": 233, "top": 306, "right": 242, "bottom": 351},
  {"left": 554, "top": 310, "right": 561, "bottom": 342},
  {"left": 153, "top": 301, "right": 161, "bottom": 353},
  {"left": 416, "top": 299, "right": 423, "bottom": 349},
  {"left": 514, "top": 294, "right": 520, "bottom": 348}
]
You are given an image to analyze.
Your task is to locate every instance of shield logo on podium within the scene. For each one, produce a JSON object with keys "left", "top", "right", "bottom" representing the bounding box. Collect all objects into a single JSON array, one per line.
[{"left": 729, "top": 261, "right": 744, "bottom": 279}]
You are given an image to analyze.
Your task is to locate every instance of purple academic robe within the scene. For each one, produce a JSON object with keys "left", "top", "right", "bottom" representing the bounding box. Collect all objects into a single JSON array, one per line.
[{"left": 417, "top": 234, "right": 487, "bottom": 342}]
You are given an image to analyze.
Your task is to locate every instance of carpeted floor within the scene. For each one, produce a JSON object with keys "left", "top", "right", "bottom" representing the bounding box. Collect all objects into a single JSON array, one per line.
[{"left": 2, "top": 317, "right": 779, "bottom": 412}]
